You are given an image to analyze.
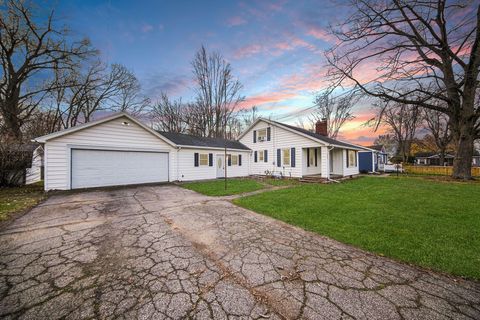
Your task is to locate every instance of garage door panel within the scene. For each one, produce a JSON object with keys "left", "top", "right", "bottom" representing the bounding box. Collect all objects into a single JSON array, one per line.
[{"left": 71, "top": 149, "right": 168, "bottom": 189}]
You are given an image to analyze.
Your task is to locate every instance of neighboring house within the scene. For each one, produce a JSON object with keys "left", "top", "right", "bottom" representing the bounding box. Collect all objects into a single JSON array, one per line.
[
  {"left": 473, "top": 157, "right": 480, "bottom": 167},
  {"left": 415, "top": 152, "right": 455, "bottom": 166},
  {"left": 34, "top": 113, "right": 250, "bottom": 191},
  {"left": 25, "top": 145, "right": 44, "bottom": 184},
  {"left": 358, "top": 145, "right": 388, "bottom": 173},
  {"left": 238, "top": 118, "right": 362, "bottom": 179}
]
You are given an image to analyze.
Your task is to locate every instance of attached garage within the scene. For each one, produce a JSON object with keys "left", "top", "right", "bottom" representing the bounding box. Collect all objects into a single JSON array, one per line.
[
  {"left": 35, "top": 113, "right": 176, "bottom": 191},
  {"left": 71, "top": 149, "right": 169, "bottom": 189}
]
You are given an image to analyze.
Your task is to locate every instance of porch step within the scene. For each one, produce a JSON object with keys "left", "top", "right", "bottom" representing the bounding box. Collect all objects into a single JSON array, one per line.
[{"left": 299, "top": 176, "right": 328, "bottom": 184}]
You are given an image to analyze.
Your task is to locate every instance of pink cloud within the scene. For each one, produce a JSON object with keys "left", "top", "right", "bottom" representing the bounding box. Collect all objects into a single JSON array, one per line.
[
  {"left": 227, "top": 16, "right": 247, "bottom": 26},
  {"left": 306, "top": 26, "right": 336, "bottom": 43},
  {"left": 234, "top": 36, "right": 315, "bottom": 59},
  {"left": 234, "top": 44, "right": 264, "bottom": 59}
]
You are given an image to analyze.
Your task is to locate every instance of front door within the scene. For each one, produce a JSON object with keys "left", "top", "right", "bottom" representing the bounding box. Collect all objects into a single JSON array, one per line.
[{"left": 216, "top": 155, "right": 225, "bottom": 178}]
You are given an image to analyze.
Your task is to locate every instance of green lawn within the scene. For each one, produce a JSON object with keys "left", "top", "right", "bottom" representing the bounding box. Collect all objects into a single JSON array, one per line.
[
  {"left": 0, "top": 182, "right": 45, "bottom": 221},
  {"left": 182, "top": 178, "right": 264, "bottom": 196},
  {"left": 234, "top": 176, "right": 480, "bottom": 280},
  {"left": 263, "top": 177, "right": 301, "bottom": 186}
]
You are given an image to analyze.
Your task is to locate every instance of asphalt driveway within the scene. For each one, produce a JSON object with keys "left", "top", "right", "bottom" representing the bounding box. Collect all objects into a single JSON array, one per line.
[{"left": 0, "top": 185, "right": 479, "bottom": 319}]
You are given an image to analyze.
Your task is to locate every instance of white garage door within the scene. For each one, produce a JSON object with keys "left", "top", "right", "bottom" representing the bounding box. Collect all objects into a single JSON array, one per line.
[{"left": 71, "top": 149, "right": 169, "bottom": 189}]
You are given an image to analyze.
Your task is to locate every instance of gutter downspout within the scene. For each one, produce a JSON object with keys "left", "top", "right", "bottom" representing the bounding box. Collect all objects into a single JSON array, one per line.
[{"left": 176, "top": 146, "right": 181, "bottom": 181}]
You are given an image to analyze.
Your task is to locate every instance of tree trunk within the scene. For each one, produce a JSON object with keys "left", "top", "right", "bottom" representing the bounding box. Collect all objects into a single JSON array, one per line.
[
  {"left": 439, "top": 148, "right": 446, "bottom": 167},
  {"left": 452, "top": 120, "right": 475, "bottom": 180},
  {"left": 1, "top": 99, "right": 23, "bottom": 141}
]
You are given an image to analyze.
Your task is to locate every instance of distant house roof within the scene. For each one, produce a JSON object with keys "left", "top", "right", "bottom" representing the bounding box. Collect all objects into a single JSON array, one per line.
[
  {"left": 158, "top": 131, "right": 250, "bottom": 151},
  {"left": 365, "top": 145, "right": 384, "bottom": 152},
  {"left": 270, "top": 120, "right": 362, "bottom": 150}
]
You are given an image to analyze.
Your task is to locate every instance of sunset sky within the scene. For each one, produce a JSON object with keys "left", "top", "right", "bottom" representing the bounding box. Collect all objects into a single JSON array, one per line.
[{"left": 54, "top": 0, "right": 385, "bottom": 145}]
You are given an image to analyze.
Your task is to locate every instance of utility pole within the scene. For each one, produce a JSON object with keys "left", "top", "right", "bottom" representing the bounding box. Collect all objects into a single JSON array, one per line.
[{"left": 224, "top": 104, "right": 228, "bottom": 190}]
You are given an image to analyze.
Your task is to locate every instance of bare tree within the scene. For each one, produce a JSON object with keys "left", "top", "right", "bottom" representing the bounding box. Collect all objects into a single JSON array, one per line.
[
  {"left": 325, "top": 0, "right": 480, "bottom": 179},
  {"left": 423, "top": 109, "right": 452, "bottom": 165},
  {"left": 240, "top": 105, "right": 259, "bottom": 128},
  {"left": 192, "top": 46, "right": 244, "bottom": 138},
  {"left": 310, "top": 90, "right": 359, "bottom": 138},
  {"left": 373, "top": 134, "right": 397, "bottom": 158},
  {"left": 0, "top": 0, "right": 94, "bottom": 140},
  {"left": 151, "top": 93, "right": 187, "bottom": 133},
  {"left": 373, "top": 101, "right": 422, "bottom": 162},
  {"left": 48, "top": 61, "right": 148, "bottom": 129}
]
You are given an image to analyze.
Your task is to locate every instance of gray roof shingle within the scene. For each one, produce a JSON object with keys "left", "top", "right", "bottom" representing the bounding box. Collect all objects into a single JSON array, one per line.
[
  {"left": 158, "top": 131, "right": 250, "bottom": 150},
  {"left": 272, "top": 121, "right": 361, "bottom": 150}
]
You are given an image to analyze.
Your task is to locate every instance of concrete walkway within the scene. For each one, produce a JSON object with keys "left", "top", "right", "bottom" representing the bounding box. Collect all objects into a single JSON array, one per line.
[{"left": 0, "top": 185, "right": 478, "bottom": 319}]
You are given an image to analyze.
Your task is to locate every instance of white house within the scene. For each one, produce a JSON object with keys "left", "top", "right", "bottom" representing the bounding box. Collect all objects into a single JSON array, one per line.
[
  {"left": 238, "top": 118, "right": 362, "bottom": 179},
  {"left": 34, "top": 113, "right": 250, "bottom": 191},
  {"left": 34, "top": 113, "right": 361, "bottom": 191}
]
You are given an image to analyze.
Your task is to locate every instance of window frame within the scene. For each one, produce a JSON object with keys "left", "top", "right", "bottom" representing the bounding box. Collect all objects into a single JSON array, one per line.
[
  {"left": 282, "top": 148, "right": 291, "bottom": 166},
  {"left": 257, "top": 128, "right": 267, "bottom": 141},
  {"left": 347, "top": 150, "right": 357, "bottom": 167},
  {"left": 199, "top": 153, "right": 209, "bottom": 166},
  {"left": 231, "top": 154, "right": 238, "bottom": 166},
  {"left": 309, "top": 148, "right": 315, "bottom": 166},
  {"left": 258, "top": 150, "right": 264, "bottom": 162}
]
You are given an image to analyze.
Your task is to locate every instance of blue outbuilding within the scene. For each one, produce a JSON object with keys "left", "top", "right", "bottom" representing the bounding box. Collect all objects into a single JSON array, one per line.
[{"left": 358, "top": 145, "right": 388, "bottom": 173}]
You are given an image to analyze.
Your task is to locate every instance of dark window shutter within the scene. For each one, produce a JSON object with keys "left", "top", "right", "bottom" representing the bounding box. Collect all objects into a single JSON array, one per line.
[
  {"left": 254, "top": 151, "right": 257, "bottom": 162},
  {"left": 253, "top": 130, "right": 257, "bottom": 143},
  {"left": 209, "top": 153, "right": 213, "bottom": 166},
  {"left": 239, "top": 154, "right": 242, "bottom": 166},
  {"left": 267, "top": 127, "right": 271, "bottom": 141},
  {"left": 228, "top": 155, "right": 232, "bottom": 166},
  {"left": 307, "top": 148, "right": 310, "bottom": 167},
  {"left": 277, "top": 149, "right": 281, "bottom": 167},
  {"left": 355, "top": 151, "right": 358, "bottom": 166},
  {"left": 315, "top": 148, "right": 318, "bottom": 167},
  {"left": 264, "top": 150, "right": 268, "bottom": 163},
  {"left": 346, "top": 151, "right": 349, "bottom": 168},
  {"left": 194, "top": 153, "right": 199, "bottom": 167},
  {"left": 291, "top": 148, "right": 296, "bottom": 167}
]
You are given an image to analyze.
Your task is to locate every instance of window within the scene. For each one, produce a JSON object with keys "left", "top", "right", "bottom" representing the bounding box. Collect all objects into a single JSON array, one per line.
[
  {"left": 199, "top": 153, "right": 209, "bottom": 166},
  {"left": 283, "top": 148, "right": 290, "bottom": 166},
  {"left": 309, "top": 148, "right": 315, "bottom": 166},
  {"left": 231, "top": 155, "right": 238, "bottom": 165},
  {"left": 257, "top": 128, "right": 267, "bottom": 141},
  {"left": 258, "top": 150, "right": 264, "bottom": 161},
  {"left": 347, "top": 150, "right": 357, "bottom": 167}
]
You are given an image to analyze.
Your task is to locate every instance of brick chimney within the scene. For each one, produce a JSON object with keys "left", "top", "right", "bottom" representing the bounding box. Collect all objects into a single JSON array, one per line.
[{"left": 315, "top": 118, "right": 328, "bottom": 136}]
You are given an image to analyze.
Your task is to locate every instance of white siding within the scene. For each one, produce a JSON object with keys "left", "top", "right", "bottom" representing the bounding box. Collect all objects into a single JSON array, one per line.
[
  {"left": 331, "top": 148, "right": 344, "bottom": 176},
  {"left": 303, "top": 147, "right": 322, "bottom": 176},
  {"left": 26, "top": 147, "right": 43, "bottom": 184},
  {"left": 342, "top": 149, "right": 360, "bottom": 176},
  {"left": 44, "top": 116, "right": 175, "bottom": 190},
  {"left": 176, "top": 148, "right": 250, "bottom": 181},
  {"left": 240, "top": 120, "right": 327, "bottom": 178}
]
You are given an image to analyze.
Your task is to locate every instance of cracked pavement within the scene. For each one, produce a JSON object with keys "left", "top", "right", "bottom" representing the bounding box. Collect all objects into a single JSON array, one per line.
[{"left": 0, "top": 185, "right": 479, "bottom": 319}]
